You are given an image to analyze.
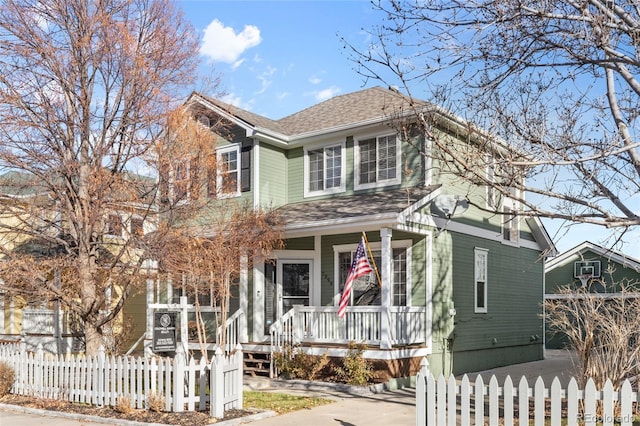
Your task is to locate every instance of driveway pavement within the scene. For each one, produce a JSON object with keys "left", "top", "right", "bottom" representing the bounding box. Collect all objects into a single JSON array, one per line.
[{"left": 0, "top": 350, "right": 575, "bottom": 426}]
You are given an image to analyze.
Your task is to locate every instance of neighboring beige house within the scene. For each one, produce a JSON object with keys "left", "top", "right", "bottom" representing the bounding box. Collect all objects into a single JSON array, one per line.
[{"left": 0, "top": 171, "right": 155, "bottom": 353}]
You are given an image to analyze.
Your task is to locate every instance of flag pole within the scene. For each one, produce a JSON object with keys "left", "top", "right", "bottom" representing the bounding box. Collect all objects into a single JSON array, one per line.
[{"left": 362, "top": 231, "right": 382, "bottom": 287}]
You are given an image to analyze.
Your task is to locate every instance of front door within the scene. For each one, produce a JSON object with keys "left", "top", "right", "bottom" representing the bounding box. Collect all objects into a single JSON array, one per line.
[{"left": 263, "top": 260, "right": 311, "bottom": 335}]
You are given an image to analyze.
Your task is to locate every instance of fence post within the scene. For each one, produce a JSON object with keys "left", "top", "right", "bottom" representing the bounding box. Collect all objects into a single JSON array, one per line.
[
  {"left": 35, "top": 343, "right": 44, "bottom": 397},
  {"left": 210, "top": 347, "right": 224, "bottom": 419},
  {"left": 416, "top": 358, "right": 427, "bottom": 426},
  {"left": 235, "top": 344, "right": 243, "bottom": 410},
  {"left": 172, "top": 346, "right": 184, "bottom": 412},
  {"left": 97, "top": 346, "right": 105, "bottom": 407}
]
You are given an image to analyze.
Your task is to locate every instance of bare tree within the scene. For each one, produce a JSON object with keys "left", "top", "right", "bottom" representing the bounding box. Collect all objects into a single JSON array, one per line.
[
  {"left": 545, "top": 278, "right": 640, "bottom": 389},
  {"left": 343, "top": 0, "right": 640, "bottom": 244},
  {"left": 156, "top": 200, "right": 283, "bottom": 361},
  {"left": 0, "top": 0, "right": 200, "bottom": 354},
  {"left": 151, "top": 106, "right": 283, "bottom": 361}
]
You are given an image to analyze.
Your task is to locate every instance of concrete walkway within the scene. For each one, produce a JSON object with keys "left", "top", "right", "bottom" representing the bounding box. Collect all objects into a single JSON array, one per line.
[
  {"left": 463, "top": 349, "right": 578, "bottom": 386},
  {"left": 0, "top": 350, "right": 576, "bottom": 426}
]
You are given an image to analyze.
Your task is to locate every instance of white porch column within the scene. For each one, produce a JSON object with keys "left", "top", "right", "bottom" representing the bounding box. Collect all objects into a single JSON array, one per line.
[
  {"left": 252, "top": 257, "right": 265, "bottom": 342},
  {"left": 380, "top": 228, "right": 392, "bottom": 349},
  {"left": 239, "top": 254, "right": 249, "bottom": 343},
  {"left": 0, "top": 292, "right": 4, "bottom": 334}
]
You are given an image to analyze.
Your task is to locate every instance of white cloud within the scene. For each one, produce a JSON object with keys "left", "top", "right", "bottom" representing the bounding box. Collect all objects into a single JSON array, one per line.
[
  {"left": 313, "top": 86, "right": 341, "bottom": 102},
  {"left": 200, "top": 19, "right": 262, "bottom": 64},
  {"left": 255, "top": 66, "right": 277, "bottom": 95},
  {"left": 309, "top": 75, "right": 322, "bottom": 85}
]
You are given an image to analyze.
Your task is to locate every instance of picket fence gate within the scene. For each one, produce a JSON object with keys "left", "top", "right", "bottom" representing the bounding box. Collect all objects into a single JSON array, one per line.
[
  {"left": 0, "top": 342, "right": 243, "bottom": 419},
  {"left": 416, "top": 362, "right": 639, "bottom": 426}
]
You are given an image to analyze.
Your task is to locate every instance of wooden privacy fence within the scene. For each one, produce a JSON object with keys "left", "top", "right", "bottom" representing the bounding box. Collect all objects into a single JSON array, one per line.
[
  {"left": 0, "top": 342, "right": 243, "bottom": 419},
  {"left": 416, "top": 363, "right": 639, "bottom": 425}
]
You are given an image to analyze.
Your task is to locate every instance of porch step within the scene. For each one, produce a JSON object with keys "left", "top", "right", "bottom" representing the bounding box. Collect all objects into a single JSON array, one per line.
[{"left": 243, "top": 350, "right": 271, "bottom": 377}]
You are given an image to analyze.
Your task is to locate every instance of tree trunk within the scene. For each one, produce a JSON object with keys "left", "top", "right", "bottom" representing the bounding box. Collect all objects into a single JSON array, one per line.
[{"left": 84, "top": 321, "right": 103, "bottom": 355}]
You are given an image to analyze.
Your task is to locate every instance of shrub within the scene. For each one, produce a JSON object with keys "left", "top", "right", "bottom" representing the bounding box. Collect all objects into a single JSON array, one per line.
[
  {"left": 272, "top": 344, "right": 329, "bottom": 381},
  {"left": 115, "top": 396, "right": 134, "bottom": 414},
  {"left": 334, "top": 341, "right": 373, "bottom": 386},
  {"left": 0, "top": 361, "right": 14, "bottom": 397},
  {"left": 147, "top": 391, "right": 165, "bottom": 412}
]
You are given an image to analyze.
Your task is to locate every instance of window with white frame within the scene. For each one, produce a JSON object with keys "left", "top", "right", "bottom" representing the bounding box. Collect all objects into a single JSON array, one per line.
[
  {"left": 474, "top": 248, "right": 488, "bottom": 313},
  {"left": 304, "top": 143, "right": 345, "bottom": 196},
  {"left": 217, "top": 145, "right": 240, "bottom": 197},
  {"left": 486, "top": 155, "right": 496, "bottom": 209},
  {"left": 335, "top": 241, "right": 411, "bottom": 307},
  {"left": 173, "top": 159, "right": 190, "bottom": 201},
  {"left": 502, "top": 199, "right": 519, "bottom": 243},
  {"left": 105, "top": 214, "right": 123, "bottom": 237},
  {"left": 355, "top": 134, "right": 401, "bottom": 189}
]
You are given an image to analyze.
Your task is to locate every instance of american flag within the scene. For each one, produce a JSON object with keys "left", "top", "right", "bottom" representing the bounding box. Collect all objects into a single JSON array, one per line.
[{"left": 338, "top": 237, "right": 373, "bottom": 318}]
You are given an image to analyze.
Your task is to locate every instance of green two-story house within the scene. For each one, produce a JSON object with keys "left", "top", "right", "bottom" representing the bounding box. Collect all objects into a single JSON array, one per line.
[{"left": 150, "top": 86, "right": 556, "bottom": 378}]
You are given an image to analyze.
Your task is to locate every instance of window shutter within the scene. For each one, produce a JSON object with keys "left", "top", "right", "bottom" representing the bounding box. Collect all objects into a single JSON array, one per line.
[
  {"left": 241, "top": 145, "right": 251, "bottom": 192},
  {"left": 190, "top": 157, "right": 200, "bottom": 200},
  {"left": 207, "top": 154, "right": 217, "bottom": 198}
]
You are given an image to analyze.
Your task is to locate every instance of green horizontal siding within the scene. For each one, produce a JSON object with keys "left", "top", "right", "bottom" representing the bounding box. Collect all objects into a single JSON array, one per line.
[{"left": 447, "top": 232, "right": 544, "bottom": 373}]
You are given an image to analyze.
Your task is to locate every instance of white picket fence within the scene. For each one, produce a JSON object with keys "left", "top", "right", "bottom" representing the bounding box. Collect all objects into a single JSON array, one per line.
[
  {"left": 0, "top": 342, "right": 243, "bottom": 419},
  {"left": 416, "top": 363, "right": 639, "bottom": 425}
]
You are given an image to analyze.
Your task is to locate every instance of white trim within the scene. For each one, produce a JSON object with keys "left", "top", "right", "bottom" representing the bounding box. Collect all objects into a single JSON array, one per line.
[
  {"left": 486, "top": 155, "right": 496, "bottom": 209},
  {"left": 424, "top": 136, "right": 433, "bottom": 187},
  {"left": 545, "top": 241, "right": 640, "bottom": 273},
  {"left": 253, "top": 140, "right": 260, "bottom": 209},
  {"left": 474, "top": 247, "right": 489, "bottom": 314},
  {"left": 501, "top": 197, "right": 520, "bottom": 246},
  {"left": 312, "top": 236, "right": 322, "bottom": 306},
  {"left": 424, "top": 232, "right": 433, "bottom": 355},
  {"left": 252, "top": 258, "right": 265, "bottom": 342},
  {"left": 303, "top": 141, "right": 346, "bottom": 198},
  {"left": 354, "top": 132, "right": 402, "bottom": 191},
  {"left": 409, "top": 212, "right": 544, "bottom": 251},
  {"left": 544, "top": 292, "right": 640, "bottom": 300},
  {"left": 216, "top": 143, "right": 241, "bottom": 198}
]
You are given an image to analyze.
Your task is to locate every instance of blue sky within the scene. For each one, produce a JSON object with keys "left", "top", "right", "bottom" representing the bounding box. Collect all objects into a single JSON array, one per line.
[
  {"left": 180, "top": 0, "right": 378, "bottom": 119},
  {"left": 177, "top": 0, "right": 639, "bottom": 258}
]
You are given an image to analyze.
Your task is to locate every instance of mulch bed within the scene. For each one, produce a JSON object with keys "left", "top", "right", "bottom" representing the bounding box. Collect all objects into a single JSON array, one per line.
[{"left": 0, "top": 394, "right": 260, "bottom": 425}]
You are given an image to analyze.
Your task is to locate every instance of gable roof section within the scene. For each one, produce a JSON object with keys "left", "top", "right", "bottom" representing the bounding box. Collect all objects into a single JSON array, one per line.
[
  {"left": 188, "top": 86, "right": 428, "bottom": 144},
  {"left": 278, "top": 185, "right": 440, "bottom": 234},
  {"left": 545, "top": 241, "right": 640, "bottom": 273}
]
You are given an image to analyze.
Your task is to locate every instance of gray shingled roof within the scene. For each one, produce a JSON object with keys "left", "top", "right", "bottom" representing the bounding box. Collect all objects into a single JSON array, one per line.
[
  {"left": 277, "top": 185, "right": 439, "bottom": 228},
  {"left": 199, "top": 86, "right": 425, "bottom": 138}
]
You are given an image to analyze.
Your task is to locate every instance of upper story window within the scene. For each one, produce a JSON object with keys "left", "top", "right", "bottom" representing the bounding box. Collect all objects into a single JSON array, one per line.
[
  {"left": 355, "top": 134, "right": 401, "bottom": 190},
  {"left": 217, "top": 145, "right": 240, "bottom": 197},
  {"left": 486, "top": 156, "right": 496, "bottom": 209},
  {"left": 106, "top": 214, "right": 123, "bottom": 237},
  {"left": 130, "top": 217, "right": 144, "bottom": 238},
  {"left": 502, "top": 198, "right": 520, "bottom": 244},
  {"left": 304, "top": 143, "right": 345, "bottom": 197},
  {"left": 212, "top": 144, "right": 251, "bottom": 198},
  {"left": 170, "top": 157, "right": 199, "bottom": 203},
  {"left": 105, "top": 214, "right": 145, "bottom": 239}
]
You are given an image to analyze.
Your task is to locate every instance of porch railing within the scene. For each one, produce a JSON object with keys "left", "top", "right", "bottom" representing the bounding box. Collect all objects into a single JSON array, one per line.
[
  {"left": 270, "top": 305, "right": 427, "bottom": 352},
  {"left": 22, "top": 308, "right": 74, "bottom": 335},
  {"left": 216, "top": 309, "right": 245, "bottom": 354}
]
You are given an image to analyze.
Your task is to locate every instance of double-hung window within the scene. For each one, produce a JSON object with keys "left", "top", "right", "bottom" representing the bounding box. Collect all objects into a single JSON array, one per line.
[
  {"left": 217, "top": 145, "right": 240, "bottom": 197},
  {"left": 335, "top": 241, "right": 411, "bottom": 307},
  {"left": 474, "top": 248, "right": 488, "bottom": 313},
  {"left": 304, "top": 143, "right": 345, "bottom": 197},
  {"left": 502, "top": 198, "right": 520, "bottom": 244},
  {"left": 355, "top": 134, "right": 401, "bottom": 190}
]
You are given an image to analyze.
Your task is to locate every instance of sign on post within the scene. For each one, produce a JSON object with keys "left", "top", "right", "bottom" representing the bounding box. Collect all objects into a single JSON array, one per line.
[{"left": 153, "top": 312, "right": 177, "bottom": 352}]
